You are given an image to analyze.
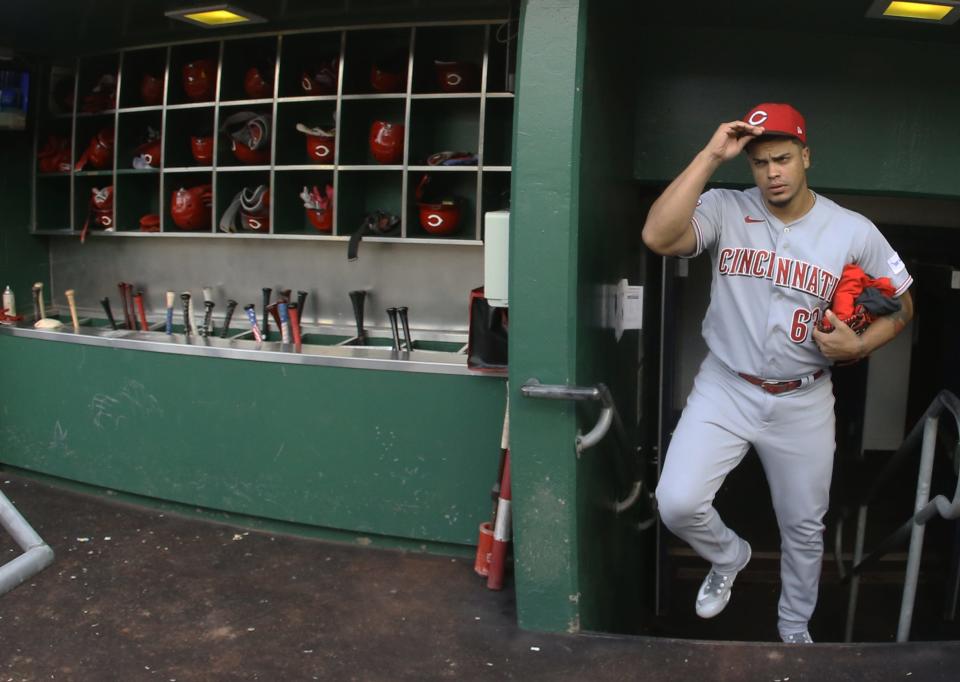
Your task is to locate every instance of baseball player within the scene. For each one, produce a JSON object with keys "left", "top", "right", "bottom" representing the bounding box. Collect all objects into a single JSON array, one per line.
[{"left": 642, "top": 103, "right": 914, "bottom": 643}]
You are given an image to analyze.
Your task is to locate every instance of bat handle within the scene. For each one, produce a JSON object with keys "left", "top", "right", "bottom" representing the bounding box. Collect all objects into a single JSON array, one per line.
[
  {"left": 349, "top": 290, "right": 366, "bottom": 343},
  {"left": 244, "top": 304, "right": 263, "bottom": 342},
  {"left": 165, "top": 291, "right": 175, "bottom": 334},
  {"left": 135, "top": 291, "right": 149, "bottom": 331},
  {"left": 221, "top": 299, "right": 238, "bottom": 338},
  {"left": 118, "top": 283, "right": 131, "bottom": 329},
  {"left": 100, "top": 297, "right": 118, "bottom": 330},
  {"left": 288, "top": 303, "right": 302, "bottom": 350},
  {"left": 278, "top": 302, "right": 291, "bottom": 344},
  {"left": 261, "top": 287, "right": 272, "bottom": 337},
  {"left": 202, "top": 300, "right": 215, "bottom": 337},
  {"left": 31, "top": 285, "right": 41, "bottom": 322},
  {"left": 126, "top": 283, "right": 137, "bottom": 331},
  {"left": 386, "top": 307, "right": 401, "bottom": 351},
  {"left": 65, "top": 289, "right": 79, "bottom": 332},
  {"left": 296, "top": 290, "right": 307, "bottom": 331},
  {"left": 180, "top": 293, "right": 191, "bottom": 335},
  {"left": 398, "top": 306, "right": 412, "bottom": 351}
]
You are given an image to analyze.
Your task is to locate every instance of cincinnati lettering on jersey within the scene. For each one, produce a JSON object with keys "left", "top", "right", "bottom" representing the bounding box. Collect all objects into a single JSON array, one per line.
[{"left": 717, "top": 248, "right": 839, "bottom": 302}]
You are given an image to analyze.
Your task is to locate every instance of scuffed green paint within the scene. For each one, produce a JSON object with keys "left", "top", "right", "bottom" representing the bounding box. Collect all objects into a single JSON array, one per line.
[
  {"left": 509, "top": 0, "right": 588, "bottom": 633},
  {"left": 0, "top": 335, "right": 506, "bottom": 547}
]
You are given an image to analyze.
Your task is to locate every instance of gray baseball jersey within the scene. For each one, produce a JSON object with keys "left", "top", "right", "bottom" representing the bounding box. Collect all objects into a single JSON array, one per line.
[{"left": 688, "top": 187, "right": 913, "bottom": 379}]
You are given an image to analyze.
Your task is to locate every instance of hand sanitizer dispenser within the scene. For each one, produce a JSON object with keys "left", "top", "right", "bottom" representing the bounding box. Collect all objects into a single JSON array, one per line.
[{"left": 483, "top": 211, "right": 509, "bottom": 308}]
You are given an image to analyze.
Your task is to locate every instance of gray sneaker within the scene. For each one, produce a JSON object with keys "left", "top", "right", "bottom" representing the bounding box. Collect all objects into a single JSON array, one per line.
[
  {"left": 781, "top": 630, "right": 814, "bottom": 644},
  {"left": 695, "top": 540, "right": 751, "bottom": 619}
]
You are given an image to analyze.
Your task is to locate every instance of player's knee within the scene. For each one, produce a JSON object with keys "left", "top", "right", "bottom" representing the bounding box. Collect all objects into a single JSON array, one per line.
[{"left": 655, "top": 484, "right": 706, "bottom": 531}]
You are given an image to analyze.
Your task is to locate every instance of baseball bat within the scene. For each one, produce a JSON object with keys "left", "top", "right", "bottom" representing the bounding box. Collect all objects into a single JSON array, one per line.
[
  {"left": 165, "top": 291, "right": 175, "bottom": 334},
  {"left": 221, "top": 299, "right": 238, "bottom": 338},
  {"left": 100, "top": 297, "right": 118, "bottom": 330},
  {"left": 134, "top": 291, "right": 149, "bottom": 331},
  {"left": 126, "top": 283, "right": 137, "bottom": 331},
  {"left": 244, "top": 304, "right": 263, "bottom": 342},
  {"left": 202, "top": 286, "right": 214, "bottom": 335},
  {"left": 202, "top": 301, "right": 215, "bottom": 337},
  {"left": 386, "top": 307, "right": 401, "bottom": 351},
  {"left": 349, "top": 290, "right": 366, "bottom": 344},
  {"left": 288, "top": 302, "right": 302, "bottom": 350},
  {"left": 188, "top": 294, "right": 198, "bottom": 338},
  {"left": 295, "top": 290, "right": 307, "bottom": 331},
  {"left": 261, "top": 287, "right": 272, "bottom": 337},
  {"left": 65, "top": 289, "right": 79, "bottom": 332},
  {"left": 31, "top": 283, "right": 41, "bottom": 322},
  {"left": 118, "top": 283, "right": 132, "bottom": 329},
  {"left": 34, "top": 282, "right": 45, "bottom": 319},
  {"left": 278, "top": 302, "right": 291, "bottom": 344},
  {"left": 398, "top": 306, "right": 412, "bottom": 351},
  {"left": 180, "top": 292, "right": 192, "bottom": 335},
  {"left": 266, "top": 301, "right": 282, "bottom": 332}
]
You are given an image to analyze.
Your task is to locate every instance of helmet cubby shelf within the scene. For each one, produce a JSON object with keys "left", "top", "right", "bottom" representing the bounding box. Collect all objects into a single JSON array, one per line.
[{"left": 31, "top": 20, "right": 515, "bottom": 244}]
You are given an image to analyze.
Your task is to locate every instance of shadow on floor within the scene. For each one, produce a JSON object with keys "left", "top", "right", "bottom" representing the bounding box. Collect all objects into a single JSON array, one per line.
[{"left": 1, "top": 472, "right": 959, "bottom": 681}]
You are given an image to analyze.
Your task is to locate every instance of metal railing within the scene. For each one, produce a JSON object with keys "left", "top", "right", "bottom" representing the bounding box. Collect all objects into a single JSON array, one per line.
[
  {"left": 835, "top": 389, "right": 960, "bottom": 642},
  {"left": 0, "top": 489, "right": 55, "bottom": 596},
  {"left": 520, "top": 379, "right": 655, "bottom": 528}
]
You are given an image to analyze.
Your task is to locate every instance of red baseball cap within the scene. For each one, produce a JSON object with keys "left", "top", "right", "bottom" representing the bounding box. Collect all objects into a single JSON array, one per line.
[{"left": 743, "top": 103, "right": 807, "bottom": 145}]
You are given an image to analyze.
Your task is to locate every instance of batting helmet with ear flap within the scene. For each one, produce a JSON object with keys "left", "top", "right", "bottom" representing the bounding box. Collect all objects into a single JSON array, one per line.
[
  {"left": 182, "top": 59, "right": 216, "bottom": 101},
  {"left": 244, "top": 65, "right": 273, "bottom": 99},
  {"left": 171, "top": 185, "right": 213, "bottom": 231},
  {"left": 301, "top": 57, "right": 339, "bottom": 95},
  {"left": 221, "top": 111, "right": 271, "bottom": 165},
  {"left": 75, "top": 128, "right": 114, "bottom": 171}
]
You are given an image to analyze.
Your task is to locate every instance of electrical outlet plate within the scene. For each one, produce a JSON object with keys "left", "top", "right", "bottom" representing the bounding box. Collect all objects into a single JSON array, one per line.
[{"left": 614, "top": 279, "right": 643, "bottom": 340}]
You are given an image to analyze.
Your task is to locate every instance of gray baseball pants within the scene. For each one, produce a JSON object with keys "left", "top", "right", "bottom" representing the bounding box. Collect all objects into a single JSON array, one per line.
[{"left": 656, "top": 352, "right": 835, "bottom": 635}]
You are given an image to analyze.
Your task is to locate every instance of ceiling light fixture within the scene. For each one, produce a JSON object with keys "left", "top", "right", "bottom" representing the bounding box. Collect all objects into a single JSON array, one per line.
[
  {"left": 166, "top": 4, "right": 266, "bottom": 28},
  {"left": 866, "top": 0, "right": 960, "bottom": 24}
]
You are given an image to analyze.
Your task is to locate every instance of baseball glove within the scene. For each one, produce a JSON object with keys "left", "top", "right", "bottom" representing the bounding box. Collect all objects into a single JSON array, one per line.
[{"left": 817, "top": 263, "right": 900, "bottom": 335}]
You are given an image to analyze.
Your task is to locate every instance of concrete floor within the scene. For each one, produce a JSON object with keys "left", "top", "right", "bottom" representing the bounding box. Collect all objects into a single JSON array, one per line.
[{"left": 2, "top": 472, "right": 959, "bottom": 681}]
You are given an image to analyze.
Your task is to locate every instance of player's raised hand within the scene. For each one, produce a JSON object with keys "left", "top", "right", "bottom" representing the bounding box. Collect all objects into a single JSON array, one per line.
[{"left": 702, "top": 121, "right": 765, "bottom": 164}]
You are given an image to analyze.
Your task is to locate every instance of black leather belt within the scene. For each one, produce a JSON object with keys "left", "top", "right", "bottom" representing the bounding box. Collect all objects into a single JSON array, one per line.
[{"left": 738, "top": 370, "right": 825, "bottom": 395}]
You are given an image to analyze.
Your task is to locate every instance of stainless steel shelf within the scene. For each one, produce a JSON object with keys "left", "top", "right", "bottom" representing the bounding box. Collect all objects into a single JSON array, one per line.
[{"left": 0, "top": 323, "right": 484, "bottom": 377}]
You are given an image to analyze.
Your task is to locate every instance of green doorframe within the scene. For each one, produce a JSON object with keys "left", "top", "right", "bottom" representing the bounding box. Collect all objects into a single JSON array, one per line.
[{"left": 509, "top": 0, "right": 588, "bottom": 633}]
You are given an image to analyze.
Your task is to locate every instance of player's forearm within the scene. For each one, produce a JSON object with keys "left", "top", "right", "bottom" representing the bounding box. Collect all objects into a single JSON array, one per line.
[
  {"left": 856, "top": 291, "right": 914, "bottom": 359},
  {"left": 642, "top": 151, "right": 722, "bottom": 254}
]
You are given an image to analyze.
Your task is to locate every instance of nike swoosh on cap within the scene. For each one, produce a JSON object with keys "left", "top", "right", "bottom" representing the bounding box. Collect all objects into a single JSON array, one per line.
[{"left": 744, "top": 216, "right": 765, "bottom": 223}]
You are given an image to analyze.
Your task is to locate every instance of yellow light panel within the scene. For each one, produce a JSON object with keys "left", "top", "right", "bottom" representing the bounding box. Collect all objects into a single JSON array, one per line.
[
  {"left": 182, "top": 9, "right": 251, "bottom": 25},
  {"left": 883, "top": 1, "right": 954, "bottom": 20}
]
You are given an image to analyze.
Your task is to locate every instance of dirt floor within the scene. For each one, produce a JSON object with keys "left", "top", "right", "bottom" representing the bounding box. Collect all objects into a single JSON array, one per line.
[{"left": 2, "top": 472, "right": 959, "bottom": 681}]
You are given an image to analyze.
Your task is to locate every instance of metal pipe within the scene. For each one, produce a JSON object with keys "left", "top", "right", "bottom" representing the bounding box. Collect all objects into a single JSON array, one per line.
[
  {"left": 844, "top": 505, "right": 869, "bottom": 642},
  {"left": 0, "top": 489, "right": 55, "bottom": 596},
  {"left": 898, "top": 415, "right": 939, "bottom": 642}
]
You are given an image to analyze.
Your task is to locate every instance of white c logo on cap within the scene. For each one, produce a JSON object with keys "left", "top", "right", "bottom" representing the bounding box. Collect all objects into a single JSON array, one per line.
[
  {"left": 427, "top": 214, "right": 443, "bottom": 227},
  {"left": 748, "top": 111, "right": 768, "bottom": 125}
]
